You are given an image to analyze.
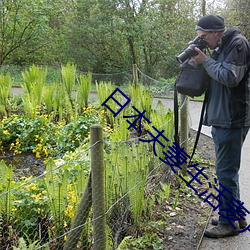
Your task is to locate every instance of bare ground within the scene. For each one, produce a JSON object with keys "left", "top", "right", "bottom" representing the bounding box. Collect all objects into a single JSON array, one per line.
[{"left": 159, "top": 130, "right": 216, "bottom": 250}]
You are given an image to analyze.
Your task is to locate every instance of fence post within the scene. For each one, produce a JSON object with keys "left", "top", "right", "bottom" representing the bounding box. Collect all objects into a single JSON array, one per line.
[
  {"left": 91, "top": 124, "right": 106, "bottom": 250},
  {"left": 133, "top": 64, "right": 138, "bottom": 85},
  {"left": 180, "top": 94, "right": 189, "bottom": 175},
  {"left": 63, "top": 175, "right": 92, "bottom": 250}
]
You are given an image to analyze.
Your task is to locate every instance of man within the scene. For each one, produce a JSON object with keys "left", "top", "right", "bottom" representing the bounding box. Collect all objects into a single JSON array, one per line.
[{"left": 192, "top": 15, "right": 250, "bottom": 238}]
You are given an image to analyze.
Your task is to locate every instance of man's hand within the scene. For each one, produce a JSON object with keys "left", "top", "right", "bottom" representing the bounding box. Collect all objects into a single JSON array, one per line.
[{"left": 192, "top": 47, "right": 207, "bottom": 64}]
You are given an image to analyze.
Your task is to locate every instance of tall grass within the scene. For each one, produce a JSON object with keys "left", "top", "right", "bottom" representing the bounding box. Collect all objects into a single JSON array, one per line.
[
  {"left": 76, "top": 72, "right": 92, "bottom": 112},
  {"left": 43, "top": 84, "right": 56, "bottom": 114},
  {"left": 61, "top": 63, "right": 76, "bottom": 102},
  {"left": 96, "top": 81, "right": 117, "bottom": 127},
  {"left": 21, "top": 65, "right": 47, "bottom": 118},
  {"left": 0, "top": 161, "right": 14, "bottom": 222},
  {"left": 0, "top": 73, "right": 12, "bottom": 116},
  {"left": 128, "top": 83, "right": 152, "bottom": 121},
  {"left": 145, "top": 100, "right": 174, "bottom": 158}
]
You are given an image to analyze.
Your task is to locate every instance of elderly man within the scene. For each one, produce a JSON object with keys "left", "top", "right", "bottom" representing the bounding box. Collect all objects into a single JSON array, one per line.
[{"left": 192, "top": 15, "right": 250, "bottom": 238}]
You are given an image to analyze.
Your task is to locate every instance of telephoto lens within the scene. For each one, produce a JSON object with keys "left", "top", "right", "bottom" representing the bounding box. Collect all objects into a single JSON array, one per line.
[{"left": 176, "top": 36, "right": 208, "bottom": 63}]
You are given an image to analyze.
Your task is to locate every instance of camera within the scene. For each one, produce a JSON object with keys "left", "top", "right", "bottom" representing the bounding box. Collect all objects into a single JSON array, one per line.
[{"left": 176, "top": 36, "right": 208, "bottom": 63}]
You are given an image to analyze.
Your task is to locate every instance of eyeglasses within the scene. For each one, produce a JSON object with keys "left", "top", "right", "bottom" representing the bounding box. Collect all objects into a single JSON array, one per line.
[{"left": 199, "top": 32, "right": 214, "bottom": 40}]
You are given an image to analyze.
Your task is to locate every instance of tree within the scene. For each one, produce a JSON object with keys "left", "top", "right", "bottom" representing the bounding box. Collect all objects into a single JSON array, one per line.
[
  {"left": 0, "top": 0, "right": 50, "bottom": 65},
  {"left": 220, "top": 0, "right": 250, "bottom": 39}
]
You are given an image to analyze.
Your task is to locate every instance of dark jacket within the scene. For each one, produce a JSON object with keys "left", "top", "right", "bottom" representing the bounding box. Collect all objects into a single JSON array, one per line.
[{"left": 203, "top": 26, "right": 250, "bottom": 128}]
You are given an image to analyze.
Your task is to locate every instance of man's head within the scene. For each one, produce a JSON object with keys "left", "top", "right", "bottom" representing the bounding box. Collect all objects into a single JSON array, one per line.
[{"left": 195, "top": 15, "right": 225, "bottom": 49}]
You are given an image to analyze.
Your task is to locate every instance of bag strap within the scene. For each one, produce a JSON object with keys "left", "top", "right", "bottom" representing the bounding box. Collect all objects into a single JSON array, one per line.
[
  {"left": 174, "top": 80, "right": 208, "bottom": 165},
  {"left": 174, "top": 80, "right": 180, "bottom": 147},
  {"left": 188, "top": 91, "right": 208, "bottom": 164}
]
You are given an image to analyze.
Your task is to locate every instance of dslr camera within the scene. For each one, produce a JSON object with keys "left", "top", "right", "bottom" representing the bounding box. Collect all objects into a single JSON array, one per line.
[{"left": 176, "top": 36, "right": 208, "bottom": 64}]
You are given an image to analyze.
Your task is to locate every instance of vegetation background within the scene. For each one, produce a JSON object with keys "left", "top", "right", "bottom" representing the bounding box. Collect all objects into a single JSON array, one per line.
[
  {"left": 0, "top": 0, "right": 248, "bottom": 82},
  {"left": 0, "top": 0, "right": 249, "bottom": 249}
]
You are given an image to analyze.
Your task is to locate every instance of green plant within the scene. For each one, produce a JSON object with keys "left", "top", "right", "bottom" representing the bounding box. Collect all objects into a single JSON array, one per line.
[
  {"left": 96, "top": 81, "right": 117, "bottom": 127},
  {"left": 60, "top": 62, "right": 76, "bottom": 102},
  {"left": 117, "top": 233, "right": 163, "bottom": 250},
  {"left": 145, "top": 100, "right": 174, "bottom": 158},
  {"left": 0, "top": 161, "right": 15, "bottom": 222},
  {"left": 0, "top": 108, "right": 102, "bottom": 158},
  {"left": 157, "top": 182, "right": 171, "bottom": 204},
  {"left": 13, "top": 236, "right": 42, "bottom": 250},
  {"left": 128, "top": 83, "right": 153, "bottom": 121},
  {"left": 12, "top": 177, "right": 49, "bottom": 241},
  {"left": 105, "top": 137, "right": 155, "bottom": 246},
  {"left": 43, "top": 159, "right": 66, "bottom": 220},
  {"left": 76, "top": 72, "right": 92, "bottom": 110},
  {"left": 43, "top": 84, "right": 56, "bottom": 114},
  {"left": 21, "top": 65, "right": 47, "bottom": 118},
  {"left": 0, "top": 73, "right": 12, "bottom": 117}
]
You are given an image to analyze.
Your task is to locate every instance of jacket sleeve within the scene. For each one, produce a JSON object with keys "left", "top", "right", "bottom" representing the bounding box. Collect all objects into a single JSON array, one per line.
[{"left": 203, "top": 38, "right": 250, "bottom": 88}]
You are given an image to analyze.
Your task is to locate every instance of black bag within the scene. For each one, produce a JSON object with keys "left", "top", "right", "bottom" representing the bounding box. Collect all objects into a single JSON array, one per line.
[{"left": 175, "top": 58, "right": 209, "bottom": 97}]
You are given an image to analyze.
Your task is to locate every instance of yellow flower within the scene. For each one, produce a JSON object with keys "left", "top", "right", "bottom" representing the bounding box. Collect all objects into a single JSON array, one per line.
[
  {"left": 32, "top": 193, "right": 42, "bottom": 201},
  {"left": 71, "top": 195, "right": 76, "bottom": 204},
  {"left": 14, "top": 149, "right": 22, "bottom": 155},
  {"left": 65, "top": 205, "right": 74, "bottom": 218},
  {"left": 36, "top": 152, "right": 41, "bottom": 159},
  {"left": 42, "top": 147, "right": 49, "bottom": 157},
  {"left": 12, "top": 207, "right": 17, "bottom": 212},
  {"left": 26, "top": 183, "right": 37, "bottom": 191},
  {"left": 3, "top": 130, "right": 9, "bottom": 135}
]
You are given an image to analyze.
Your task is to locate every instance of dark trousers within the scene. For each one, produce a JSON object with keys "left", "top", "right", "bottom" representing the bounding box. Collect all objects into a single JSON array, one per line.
[{"left": 211, "top": 126, "right": 249, "bottom": 225}]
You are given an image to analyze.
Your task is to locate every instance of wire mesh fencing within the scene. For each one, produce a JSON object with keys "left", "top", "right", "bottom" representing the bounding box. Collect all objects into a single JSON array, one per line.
[
  {"left": 0, "top": 122, "right": 178, "bottom": 249},
  {"left": 0, "top": 65, "right": 192, "bottom": 249}
]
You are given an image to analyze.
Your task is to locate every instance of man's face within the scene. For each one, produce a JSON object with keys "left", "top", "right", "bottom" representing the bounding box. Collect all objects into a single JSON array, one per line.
[{"left": 196, "top": 30, "right": 222, "bottom": 49}]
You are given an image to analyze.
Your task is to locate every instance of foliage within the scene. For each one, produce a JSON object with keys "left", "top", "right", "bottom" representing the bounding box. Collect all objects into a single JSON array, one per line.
[
  {"left": 0, "top": 161, "right": 15, "bottom": 222},
  {"left": 76, "top": 71, "right": 92, "bottom": 110},
  {"left": 0, "top": 0, "right": 52, "bottom": 65},
  {"left": 12, "top": 176, "right": 49, "bottom": 240},
  {"left": 145, "top": 100, "right": 174, "bottom": 159},
  {"left": 0, "top": 108, "right": 101, "bottom": 158},
  {"left": 117, "top": 233, "right": 163, "bottom": 250},
  {"left": 128, "top": 83, "right": 153, "bottom": 121},
  {"left": 0, "top": 151, "right": 90, "bottom": 248},
  {"left": 220, "top": 0, "right": 250, "bottom": 39},
  {"left": 0, "top": 80, "right": 179, "bottom": 248},
  {"left": 13, "top": 235, "right": 47, "bottom": 250},
  {"left": 21, "top": 65, "right": 47, "bottom": 118},
  {"left": 0, "top": 0, "right": 233, "bottom": 79},
  {"left": 96, "top": 81, "right": 117, "bottom": 127},
  {"left": 0, "top": 73, "right": 12, "bottom": 116},
  {"left": 102, "top": 85, "right": 175, "bottom": 246},
  {"left": 61, "top": 63, "right": 76, "bottom": 101}
]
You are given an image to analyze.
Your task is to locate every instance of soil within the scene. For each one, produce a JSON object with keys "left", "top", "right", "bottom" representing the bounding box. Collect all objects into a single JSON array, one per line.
[{"left": 0, "top": 152, "right": 45, "bottom": 180}]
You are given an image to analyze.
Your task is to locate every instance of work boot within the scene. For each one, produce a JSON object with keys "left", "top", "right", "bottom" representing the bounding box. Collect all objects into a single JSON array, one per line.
[
  {"left": 211, "top": 216, "right": 247, "bottom": 229},
  {"left": 204, "top": 223, "right": 239, "bottom": 238}
]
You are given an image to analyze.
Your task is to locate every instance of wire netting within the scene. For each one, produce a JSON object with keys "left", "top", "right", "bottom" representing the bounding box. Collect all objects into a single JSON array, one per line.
[{"left": 0, "top": 66, "right": 192, "bottom": 249}]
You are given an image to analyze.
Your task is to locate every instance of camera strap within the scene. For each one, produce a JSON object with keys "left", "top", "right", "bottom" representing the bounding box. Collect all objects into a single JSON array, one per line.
[{"left": 174, "top": 84, "right": 208, "bottom": 165}]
